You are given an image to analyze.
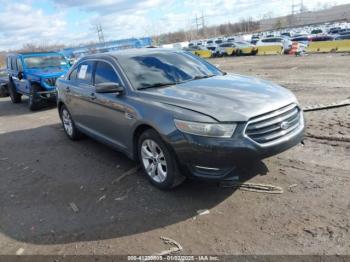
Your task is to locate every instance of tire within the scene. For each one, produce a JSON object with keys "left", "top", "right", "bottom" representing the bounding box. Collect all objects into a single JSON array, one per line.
[
  {"left": 8, "top": 79, "right": 22, "bottom": 103},
  {"left": 59, "top": 104, "right": 81, "bottom": 140},
  {"left": 28, "top": 83, "right": 42, "bottom": 111},
  {"left": 0, "top": 85, "right": 9, "bottom": 97},
  {"left": 138, "top": 129, "right": 185, "bottom": 189}
]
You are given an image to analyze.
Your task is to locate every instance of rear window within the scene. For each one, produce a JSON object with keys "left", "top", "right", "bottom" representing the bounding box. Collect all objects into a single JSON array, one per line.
[
  {"left": 6, "top": 57, "right": 11, "bottom": 69},
  {"left": 11, "top": 57, "right": 17, "bottom": 71}
]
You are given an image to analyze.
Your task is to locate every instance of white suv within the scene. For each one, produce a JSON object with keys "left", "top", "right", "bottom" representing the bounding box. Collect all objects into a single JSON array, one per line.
[{"left": 256, "top": 37, "right": 292, "bottom": 53}]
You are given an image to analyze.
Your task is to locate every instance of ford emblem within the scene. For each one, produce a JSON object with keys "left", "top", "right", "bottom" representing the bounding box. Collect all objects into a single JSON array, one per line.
[{"left": 280, "top": 121, "right": 290, "bottom": 130}]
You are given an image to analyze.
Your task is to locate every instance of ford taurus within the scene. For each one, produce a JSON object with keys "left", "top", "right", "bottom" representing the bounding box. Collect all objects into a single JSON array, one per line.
[{"left": 56, "top": 49, "right": 304, "bottom": 189}]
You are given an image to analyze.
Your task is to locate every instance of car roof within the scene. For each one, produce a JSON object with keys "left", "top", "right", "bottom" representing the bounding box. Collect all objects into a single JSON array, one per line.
[
  {"left": 82, "top": 48, "right": 184, "bottom": 60},
  {"left": 7, "top": 51, "right": 62, "bottom": 57}
]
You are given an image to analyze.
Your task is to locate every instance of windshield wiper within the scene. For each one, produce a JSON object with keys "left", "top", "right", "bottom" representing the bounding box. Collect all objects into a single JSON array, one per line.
[{"left": 137, "top": 82, "right": 177, "bottom": 90}]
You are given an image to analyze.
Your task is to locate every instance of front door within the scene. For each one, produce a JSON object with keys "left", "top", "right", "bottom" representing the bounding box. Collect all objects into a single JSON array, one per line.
[{"left": 87, "top": 61, "right": 132, "bottom": 150}]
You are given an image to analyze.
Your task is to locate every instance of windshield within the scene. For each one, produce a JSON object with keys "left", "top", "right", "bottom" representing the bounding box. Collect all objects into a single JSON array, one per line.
[
  {"left": 117, "top": 51, "right": 223, "bottom": 90},
  {"left": 24, "top": 55, "right": 67, "bottom": 69}
]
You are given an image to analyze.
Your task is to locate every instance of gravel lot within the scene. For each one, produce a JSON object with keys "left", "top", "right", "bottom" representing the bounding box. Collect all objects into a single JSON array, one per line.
[{"left": 0, "top": 54, "right": 349, "bottom": 256}]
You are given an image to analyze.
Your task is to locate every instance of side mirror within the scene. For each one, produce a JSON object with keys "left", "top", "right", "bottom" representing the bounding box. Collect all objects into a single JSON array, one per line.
[
  {"left": 18, "top": 72, "right": 24, "bottom": 80},
  {"left": 95, "top": 82, "right": 124, "bottom": 94}
]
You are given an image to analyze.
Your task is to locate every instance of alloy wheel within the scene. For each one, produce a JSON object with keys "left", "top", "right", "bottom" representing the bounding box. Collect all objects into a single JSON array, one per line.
[
  {"left": 62, "top": 109, "right": 73, "bottom": 137},
  {"left": 141, "top": 139, "right": 167, "bottom": 183}
]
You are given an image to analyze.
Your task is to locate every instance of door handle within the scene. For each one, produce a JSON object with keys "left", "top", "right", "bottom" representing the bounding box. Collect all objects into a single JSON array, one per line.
[{"left": 65, "top": 86, "right": 70, "bottom": 93}]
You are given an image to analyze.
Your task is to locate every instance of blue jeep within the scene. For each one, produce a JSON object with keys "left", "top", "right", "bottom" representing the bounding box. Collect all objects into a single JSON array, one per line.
[{"left": 6, "top": 52, "right": 70, "bottom": 110}]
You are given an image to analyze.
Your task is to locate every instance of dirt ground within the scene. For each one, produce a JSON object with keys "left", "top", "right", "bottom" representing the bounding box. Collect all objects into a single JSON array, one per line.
[{"left": 0, "top": 54, "right": 349, "bottom": 256}]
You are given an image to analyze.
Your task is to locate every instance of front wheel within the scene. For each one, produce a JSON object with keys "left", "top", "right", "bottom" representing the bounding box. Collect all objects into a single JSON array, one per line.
[
  {"left": 138, "top": 129, "right": 185, "bottom": 189},
  {"left": 59, "top": 105, "right": 81, "bottom": 140},
  {"left": 28, "top": 84, "right": 42, "bottom": 111}
]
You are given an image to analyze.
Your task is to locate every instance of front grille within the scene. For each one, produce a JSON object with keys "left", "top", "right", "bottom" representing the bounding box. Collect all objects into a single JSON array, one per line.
[
  {"left": 45, "top": 77, "right": 58, "bottom": 87},
  {"left": 245, "top": 104, "right": 301, "bottom": 144}
]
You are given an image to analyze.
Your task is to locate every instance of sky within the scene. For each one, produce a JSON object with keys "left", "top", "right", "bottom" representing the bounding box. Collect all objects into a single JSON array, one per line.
[{"left": 0, "top": 0, "right": 350, "bottom": 51}]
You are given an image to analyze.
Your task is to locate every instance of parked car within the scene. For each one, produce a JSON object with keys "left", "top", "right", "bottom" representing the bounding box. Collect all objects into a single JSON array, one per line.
[
  {"left": 291, "top": 36, "right": 311, "bottom": 45},
  {"left": 311, "top": 29, "right": 323, "bottom": 35},
  {"left": 281, "top": 32, "right": 292, "bottom": 37},
  {"left": 233, "top": 41, "right": 257, "bottom": 55},
  {"left": 216, "top": 43, "right": 235, "bottom": 56},
  {"left": 226, "top": 37, "right": 236, "bottom": 42},
  {"left": 0, "top": 69, "right": 9, "bottom": 97},
  {"left": 206, "top": 39, "right": 224, "bottom": 56},
  {"left": 6, "top": 52, "right": 70, "bottom": 110},
  {"left": 328, "top": 27, "right": 342, "bottom": 34},
  {"left": 256, "top": 37, "right": 292, "bottom": 54},
  {"left": 57, "top": 49, "right": 304, "bottom": 189},
  {"left": 309, "top": 35, "right": 334, "bottom": 42},
  {"left": 185, "top": 45, "right": 212, "bottom": 58},
  {"left": 338, "top": 29, "right": 350, "bottom": 35},
  {"left": 251, "top": 38, "right": 259, "bottom": 45},
  {"left": 335, "top": 34, "right": 350, "bottom": 40}
]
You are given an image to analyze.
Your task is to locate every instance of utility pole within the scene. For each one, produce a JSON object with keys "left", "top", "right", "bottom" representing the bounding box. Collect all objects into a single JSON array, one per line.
[
  {"left": 96, "top": 24, "right": 105, "bottom": 43},
  {"left": 201, "top": 11, "right": 205, "bottom": 37},
  {"left": 194, "top": 13, "right": 206, "bottom": 37},
  {"left": 195, "top": 15, "right": 199, "bottom": 33},
  {"left": 291, "top": 0, "right": 303, "bottom": 25}
]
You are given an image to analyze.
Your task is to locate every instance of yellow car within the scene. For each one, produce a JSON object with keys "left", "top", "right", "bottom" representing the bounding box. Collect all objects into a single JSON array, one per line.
[
  {"left": 184, "top": 46, "right": 213, "bottom": 58},
  {"left": 225, "top": 42, "right": 257, "bottom": 56}
]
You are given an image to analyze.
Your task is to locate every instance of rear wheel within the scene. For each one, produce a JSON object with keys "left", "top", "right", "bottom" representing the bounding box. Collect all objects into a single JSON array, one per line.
[
  {"left": 0, "top": 84, "right": 9, "bottom": 97},
  {"left": 28, "top": 83, "right": 42, "bottom": 111},
  {"left": 138, "top": 129, "right": 185, "bottom": 189},
  {"left": 8, "top": 79, "right": 22, "bottom": 103}
]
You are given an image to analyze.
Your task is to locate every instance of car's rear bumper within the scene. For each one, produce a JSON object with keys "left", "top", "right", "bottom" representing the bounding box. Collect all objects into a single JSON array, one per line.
[{"left": 167, "top": 118, "right": 304, "bottom": 181}]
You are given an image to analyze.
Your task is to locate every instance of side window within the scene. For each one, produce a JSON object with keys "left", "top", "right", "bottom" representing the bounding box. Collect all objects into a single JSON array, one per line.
[
  {"left": 17, "top": 58, "right": 23, "bottom": 72},
  {"left": 11, "top": 57, "right": 17, "bottom": 71},
  {"left": 76, "top": 61, "right": 94, "bottom": 84},
  {"left": 69, "top": 67, "right": 78, "bottom": 80},
  {"left": 7, "top": 57, "right": 11, "bottom": 69},
  {"left": 94, "top": 61, "right": 121, "bottom": 85}
]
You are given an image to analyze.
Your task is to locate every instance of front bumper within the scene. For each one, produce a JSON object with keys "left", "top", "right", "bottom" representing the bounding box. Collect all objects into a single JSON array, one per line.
[
  {"left": 168, "top": 119, "right": 304, "bottom": 181},
  {"left": 35, "top": 90, "right": 57, "bottom": 100}
]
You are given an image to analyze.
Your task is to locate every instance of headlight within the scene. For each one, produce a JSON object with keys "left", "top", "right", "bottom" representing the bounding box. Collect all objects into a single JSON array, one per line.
[{"left": 174, "top": 119, "right": 236, "bottom": 138}]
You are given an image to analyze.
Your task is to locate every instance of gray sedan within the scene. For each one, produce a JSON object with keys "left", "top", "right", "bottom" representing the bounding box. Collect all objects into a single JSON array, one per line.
[{"left": 56, "top": 49, "right": 304, "bottom": 189}]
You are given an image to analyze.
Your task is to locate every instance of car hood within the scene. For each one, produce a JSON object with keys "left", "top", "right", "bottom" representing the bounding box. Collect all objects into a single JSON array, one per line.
[
  {"left": 26, "top": 67, "right": 68, "bottom": 78},
  {"left": 140, "top": 74, "right": 297, "bottom": 122}
]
